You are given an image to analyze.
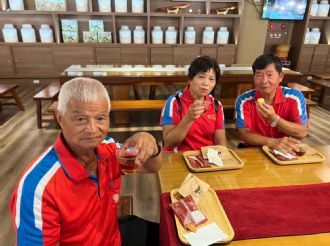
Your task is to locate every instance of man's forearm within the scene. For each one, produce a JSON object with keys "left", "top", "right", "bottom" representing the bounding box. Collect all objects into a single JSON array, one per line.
[{"left": 274, "top": 117, "right": 307, "bottom": 139}]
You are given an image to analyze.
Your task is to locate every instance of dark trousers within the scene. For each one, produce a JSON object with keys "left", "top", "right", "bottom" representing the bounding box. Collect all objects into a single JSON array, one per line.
[{"left": 119, "top": 215, "right": 159, "bottom": 246}]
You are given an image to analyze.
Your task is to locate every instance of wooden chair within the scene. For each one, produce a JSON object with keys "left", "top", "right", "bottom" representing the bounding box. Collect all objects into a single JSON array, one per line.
[
  {"left": 33, "top": 82, "right": 61, "bottom": 128},
  {"left": 0, "top": 84, "right": 25, "bottom": 112}
]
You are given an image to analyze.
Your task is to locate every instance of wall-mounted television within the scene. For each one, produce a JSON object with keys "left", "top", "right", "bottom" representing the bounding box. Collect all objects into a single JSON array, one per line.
[{"left": 261, "top": 0, "right": 308, "bottom": 20}]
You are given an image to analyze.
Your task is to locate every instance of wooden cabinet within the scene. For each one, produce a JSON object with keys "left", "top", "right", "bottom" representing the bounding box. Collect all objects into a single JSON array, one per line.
[
  {"left": 296, "top": 46, "right": 314, "bottom": 74},
  {"left": 173, "top": 47, "right": 200, "bottom": 65},
  {"left": 52, "top": 46, "right": 94, "bottom": 73},
  {"left": 95, "top": 47, "right": 121, "bottom": 65},
  {"left": 0, "top": 46, "right": 14, "bottom": 76},
  {"left": 12, "top": 46, "right": 55, "bottom": 75},
  {"left": 0, "top": 0, "right": 245, "bottom": 77},
  {"left": 290, "top": 1, "right": 330, "bottom": 74},
  {"left": 150, "top": 47, "right": 173, "bottom": 65},
  {"left": 201, "top": 47, "right": 217, "bottom": 60},
  {"left": 120, "top": 47, "right": 149, "bottom": 65},
  {"left": 217, "top": 45, "right": 237, "bottom": 65},
  {"left": 309, "top": 45, "right": 329, "bottom": 74},
  {"left": 325, "top": 51, "right": 330, "bottom": 74}
]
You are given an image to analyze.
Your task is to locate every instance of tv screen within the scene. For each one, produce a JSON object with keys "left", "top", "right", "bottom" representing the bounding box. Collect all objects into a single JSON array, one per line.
[{"left": 262, "top": 0, "right": 307, "bottom": 20}]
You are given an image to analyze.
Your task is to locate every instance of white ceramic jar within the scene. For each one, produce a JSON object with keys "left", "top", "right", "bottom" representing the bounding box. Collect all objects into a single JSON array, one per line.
[
  {"left": 165, "top": 26, "right": 177, "bottom": 44},
  {"left": 119, "top": 25, "right": 131, "bottom": 44},
  {"left": 304, "top": 28, "right": 311, "bottom": 44},
  {"left": 317, "top": 0, "right": 329, "bottom": 17},
  {"left": 75, "top": 0, "right": 88, "bottom": 12},
  {"left": 184, "top": 26, "right": 196, "bottom": 44},
  {"left": 310, "top": 0, "right": 319, "bottom": 16},
  {"left": 217, "top": 27, "right": 229, "bottom": 44},
  {"left": 2, "top": 24, "right": 19, "bottom": 43},
  {"left": 8, "top": 0, "right": 24, "bottom": 10},
  {"left": 152, "top": 26, "right": 163, "bottom": 44},
  {"left": 203, "top": 26, "right": 214, "bottom": 44},
  {"left": 39, "top": 24, "right": 54, "bottom": 43},
  {"left": 115, "top": 0, "right": 127, "bottom": 13},
  {"left": 133, "top": 25, "right": 145, "bottom": 44},
  {"left": 21, "top": 24, "right": 36, "bottom": 43},
  {"left": 132, "top": 0, "right": 144, "bottom": 13},
  {"left": 98, "top": 0, "right": 111, "bottom": 12},
  {"left": 309, "top": 27, "right": 321, "bottom": 44}
]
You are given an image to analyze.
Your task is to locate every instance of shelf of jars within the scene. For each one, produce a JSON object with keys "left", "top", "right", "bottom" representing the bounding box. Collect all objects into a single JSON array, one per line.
[{"left": 1, "top": 0, "right": 242, "bottom": 46}]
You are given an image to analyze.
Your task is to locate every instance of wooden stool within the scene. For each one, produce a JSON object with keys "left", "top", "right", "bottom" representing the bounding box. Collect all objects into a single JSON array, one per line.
[{"left": 0, "top": 84, "right": 25, "bottom": 112}]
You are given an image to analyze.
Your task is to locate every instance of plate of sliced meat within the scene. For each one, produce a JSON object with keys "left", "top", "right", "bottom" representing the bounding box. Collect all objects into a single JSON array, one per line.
[{"left": 182, "top": 146, "right": 244, "bottom": 172}]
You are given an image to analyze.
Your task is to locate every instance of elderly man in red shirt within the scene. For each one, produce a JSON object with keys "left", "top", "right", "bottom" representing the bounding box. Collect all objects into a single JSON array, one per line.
[
  {"left": 10, "top": 77, "right": 161, "bottom": 246},
  {"left": 235, "top": 54, "right": 308, "bottom": 155}
]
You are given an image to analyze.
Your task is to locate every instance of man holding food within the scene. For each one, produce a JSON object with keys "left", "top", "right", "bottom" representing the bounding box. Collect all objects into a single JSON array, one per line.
[{"left": 235, "top": 54, "right": 308, "bottom": 156}]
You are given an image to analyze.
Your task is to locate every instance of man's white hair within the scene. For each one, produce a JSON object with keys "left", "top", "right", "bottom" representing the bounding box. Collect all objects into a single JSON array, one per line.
[{"left": 57, "top": 77, "right": 111, "bottom": 115}]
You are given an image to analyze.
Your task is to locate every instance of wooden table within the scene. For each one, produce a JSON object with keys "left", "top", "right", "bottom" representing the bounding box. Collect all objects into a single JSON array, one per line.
[
  {"left": 158, "top": 145, "right": 330, "bottom": 245},
  {"left": 59, "top": 65, "right": 303, "bottom": 85},
  {"left": 312, "top": 74, "right": 330, "bottom": 80},
  {"left": 59, "top": 65, "right": 302, "bottom": 125}
]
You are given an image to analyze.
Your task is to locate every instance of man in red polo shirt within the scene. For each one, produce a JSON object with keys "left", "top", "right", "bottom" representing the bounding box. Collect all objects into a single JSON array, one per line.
[
  {"left": 235, "top": 54, "right": 307, "bottom": 155},
  {"left": 10, "top": 78, "right": 161, "bottom": 246}
]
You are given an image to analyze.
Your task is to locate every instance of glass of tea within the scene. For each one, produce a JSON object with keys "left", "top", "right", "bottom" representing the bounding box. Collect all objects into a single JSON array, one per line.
[
  {"left": 204, "top": 100, "right": 210, "bottom": 112},
  {"left": 116, "top": 146, "right": 138, "bottom": 174}
]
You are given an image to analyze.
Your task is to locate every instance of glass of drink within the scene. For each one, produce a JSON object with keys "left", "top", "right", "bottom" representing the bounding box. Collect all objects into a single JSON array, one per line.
[
  {"left": 116, "top": 146, "right": 138, "bottom": 174},
  {"left": 204, "top": 100, "right": 210, "bottom": 112}
]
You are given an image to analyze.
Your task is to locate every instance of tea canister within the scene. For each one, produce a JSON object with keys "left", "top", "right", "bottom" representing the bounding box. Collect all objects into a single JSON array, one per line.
[
  {"left": 184, "top": 26, "right": 196, "bottom": 44},
  {"left": 317, "top": 0, "right": 329, "bottom": 17},
  {"left": 216, "top": 27, "right": 229, "bottom": 44},
  {"left": 310, "top": 0, "right": 319, "bottom": 16},
  {"left": 75, "top": 0, "right": 88, "bottom": 12},
  {"left": 309, "top": 27, "right": 321, "bottom": 44},
  {"left": 132, "top": 0, "right": 144, "bottom": 13},
  {"left": 115, "top": 0, "right": 127, "bottom": 13},
  {"left": 202, "top": 26, "right": 214, "bottom": 44},
  {"left": 39, "top": 24, "right": 54, "bottom": 43},
  {"left": 304, "top": 28, "right": 311, "bottom": 44},
  {"left": 21, "top": 24, "right": 37, "bottom": 43},
  {"left": 133, "top": 26, "right": 145, "bottom": 44},
  {"left": 2, "top": 24, "right": 19, "bottom": 43},
  {"left": 165, "top": 26, "right": 177, "bottom": 44},
  {"left": 119, "top": 25, "right": 131, "bottom": 44},
  {"left": 9, "top": 0, "right": 24, "bottom": 10},
  {"left": 98, "top": 0, "right": 111, "bottom": 12},
  {"left": 152, "top": 26, "right": 163, "bottom": 44}
]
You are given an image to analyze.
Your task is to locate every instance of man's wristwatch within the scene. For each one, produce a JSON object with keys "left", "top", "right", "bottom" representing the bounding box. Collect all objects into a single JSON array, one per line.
[
  {"left": 151, "top": 141, "right": 161, "bottom": 158},
  {"left": 270, "top": 115, "right": 280, "bottom": 127}
]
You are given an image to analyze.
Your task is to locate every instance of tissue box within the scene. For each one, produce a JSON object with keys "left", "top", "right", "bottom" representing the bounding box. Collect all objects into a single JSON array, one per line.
[
  {"left": 61, "top": 19, "right": 78, "bottom": 32},
  {"left": 35, "top": 0, "right": 51, "bottom": 11},
  {"left": 50, "top": 0, "right": 67, "bottom": 11},
  {"left": 62, "top": 31, "right": 79, "bottom": 43},
  {"left": 89, "top": 20, "right": 104, "bottom": 33},
  {"left": 83, "top": 31, "right": 98, "bottom": 43},
  {"left": 98, "top": 32, "right": 112, "bottom": 43}
]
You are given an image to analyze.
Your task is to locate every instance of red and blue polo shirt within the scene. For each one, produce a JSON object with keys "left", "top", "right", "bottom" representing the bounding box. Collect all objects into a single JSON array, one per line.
[
  {"left": 10, "top": 135, "right": 122, "bottom": 246},
  {"left": 160, "top": 87, "right": 225, "bottom": 151},
  {"left": 235, "top": 86, "right": 307, "bottom": 139}
]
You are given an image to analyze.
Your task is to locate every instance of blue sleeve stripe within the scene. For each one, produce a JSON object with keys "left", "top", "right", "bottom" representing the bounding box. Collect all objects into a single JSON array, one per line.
[
  {"left": 235, "top": 90, "right": 254, "bottom": 128},
  {"left": 161, "top": 96, "right": 176, "bottom": 125},
  {"left": 16, "top": 147, "right": 60, "bottom": 245},
  {"left": 283, "top": 87, "right": 307, "bottom": 125}
]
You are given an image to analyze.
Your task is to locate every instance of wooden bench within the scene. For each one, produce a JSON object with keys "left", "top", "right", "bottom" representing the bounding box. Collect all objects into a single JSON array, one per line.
[
  {"left": 287, "top": 82, "right": 316, "bottom": 99},
  {"left": 307, "top": 78, "right": 330, "bottom": 104},
  {"left": 305, "top": 98, "right": 317, "bottom": 118},
  {"left": 0, "top": 84, "right": 25, "bottom": 111},
  {"left": 33, "top": 82, "right": 61, "bottom": 128},
  {"left": 111, "top": 99, "right": 166, "bottom": 111}
]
